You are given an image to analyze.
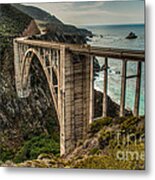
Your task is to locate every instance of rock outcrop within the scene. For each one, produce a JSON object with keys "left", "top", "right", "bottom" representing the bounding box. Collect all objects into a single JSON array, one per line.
[{"left": 126, "top": 32, "right": 137, "bottom": 39}]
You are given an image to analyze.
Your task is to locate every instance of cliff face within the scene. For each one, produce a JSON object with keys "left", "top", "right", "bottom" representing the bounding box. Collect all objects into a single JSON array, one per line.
[
  {"left": 0, "top": 4, "right": 58, "bottom": 157},
  {"left": 22, "top": 20, "right": 40, "bottom": 36}
]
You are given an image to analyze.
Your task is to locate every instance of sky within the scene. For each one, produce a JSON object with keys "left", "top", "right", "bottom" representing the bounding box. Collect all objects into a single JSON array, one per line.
[{"left": 24, "top": 0, "right": 144, "bottom": 26}]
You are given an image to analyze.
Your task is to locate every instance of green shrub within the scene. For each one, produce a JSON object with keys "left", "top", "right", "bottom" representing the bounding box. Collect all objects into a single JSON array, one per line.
[
  {"left": 0, "top": 148, "right": 15, "bottom": 162},
  {"left": 90, "top": 117, "right": 112, "bottom": 133},
  {"left": 13, "top": 134, "right": 60, "bottom": 163}
]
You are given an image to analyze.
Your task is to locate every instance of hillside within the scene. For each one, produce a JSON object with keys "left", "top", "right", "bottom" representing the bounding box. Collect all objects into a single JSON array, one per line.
[
  {"left": 1, "top": 116, "right": 145, "bottom": 170},
  {"left": 0, "top": 4, "right": 59, "bottom": 163},
  {"left": 0, "top": 4, "right": 32, "bottom": 36}
]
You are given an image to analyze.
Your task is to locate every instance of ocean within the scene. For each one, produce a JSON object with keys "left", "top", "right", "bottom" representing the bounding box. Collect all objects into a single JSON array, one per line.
[{"left": 84, "top": 24, "right": 145, "bottom": 115}]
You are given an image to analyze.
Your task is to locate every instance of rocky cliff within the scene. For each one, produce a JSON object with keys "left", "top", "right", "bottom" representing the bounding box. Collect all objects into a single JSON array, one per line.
[{"left": 0, "top": 4, "right": 59, "bottom": 161}]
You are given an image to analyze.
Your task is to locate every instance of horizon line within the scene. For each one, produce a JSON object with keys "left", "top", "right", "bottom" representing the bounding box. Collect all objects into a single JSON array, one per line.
[{"left": 79, "top": 23, "right": 145, "bottom": 27}]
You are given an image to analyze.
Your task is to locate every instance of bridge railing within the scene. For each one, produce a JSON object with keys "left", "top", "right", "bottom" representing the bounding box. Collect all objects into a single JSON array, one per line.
[{"left": 69, "top": 45, "right": 145, "bottom": 118}]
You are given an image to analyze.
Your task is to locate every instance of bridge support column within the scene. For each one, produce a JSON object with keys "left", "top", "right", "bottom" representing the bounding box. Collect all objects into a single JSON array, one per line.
[
  {"left": 59, "top": 46, "right": 91, "bottom": 155},
  {"left": 14, "top": 40, "right": 30, "bottom": 97}
]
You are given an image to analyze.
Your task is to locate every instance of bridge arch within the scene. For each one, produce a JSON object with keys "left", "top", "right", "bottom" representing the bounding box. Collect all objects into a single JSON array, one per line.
[{"left": 20, "top": 48, "right": 60, "bottom": 122}]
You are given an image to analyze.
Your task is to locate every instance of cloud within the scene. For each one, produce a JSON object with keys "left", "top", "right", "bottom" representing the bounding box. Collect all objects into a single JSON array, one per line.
[{"left": 24, "top": 1, "right": 144, "bottom": 25}]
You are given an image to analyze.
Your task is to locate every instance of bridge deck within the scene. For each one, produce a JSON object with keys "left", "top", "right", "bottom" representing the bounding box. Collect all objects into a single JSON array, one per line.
[{"left": 15, "top": 39, "right": 145, "bottom": 62}]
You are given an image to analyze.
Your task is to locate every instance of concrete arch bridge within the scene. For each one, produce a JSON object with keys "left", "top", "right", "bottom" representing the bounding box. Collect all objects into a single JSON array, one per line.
[{"left": 13, "top": 37, "right": 145, "bottom": 155}]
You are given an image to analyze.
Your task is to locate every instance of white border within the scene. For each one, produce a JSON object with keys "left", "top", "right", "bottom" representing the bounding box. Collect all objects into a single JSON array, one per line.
[{"left": 0, "top": 0, "right": 155, "bottom": 179}]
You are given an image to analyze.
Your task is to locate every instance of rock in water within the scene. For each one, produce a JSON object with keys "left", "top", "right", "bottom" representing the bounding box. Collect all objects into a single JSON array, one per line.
[{"left": 126, "top": 32, "right": 137, "bottom": 39}]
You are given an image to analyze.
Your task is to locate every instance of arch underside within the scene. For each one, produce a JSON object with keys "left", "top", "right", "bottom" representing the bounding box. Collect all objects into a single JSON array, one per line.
[{"left": 20, "top": 48, "right": 60, "bottom": 122}]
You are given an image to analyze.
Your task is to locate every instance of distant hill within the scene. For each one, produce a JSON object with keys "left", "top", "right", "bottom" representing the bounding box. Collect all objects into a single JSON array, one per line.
[
  {"left": 12, "top": 4, "right": 92, "bottom": 37},
  {"left": 12, "top": 4, "right": 62, "bottom": 25}
]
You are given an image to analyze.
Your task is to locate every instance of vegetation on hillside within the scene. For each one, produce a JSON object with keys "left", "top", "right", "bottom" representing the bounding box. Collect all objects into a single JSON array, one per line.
[
  {"left": 0, "top": 4, "right": 32, "bottom": 36},
  {"left": 13, "top": 134, "right": 60, "bottom": 163},
  {"left": 1, "top": 116, "right": 145, "bottom": 170}
]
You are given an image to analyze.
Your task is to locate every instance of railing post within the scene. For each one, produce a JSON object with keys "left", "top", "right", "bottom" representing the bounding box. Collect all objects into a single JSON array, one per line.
[
  {"left": 120, "top": 60, "right": 127, "bottom": 117},
  {"left": 102, "top": 57, "right": 108, "bottom": 117},
  {"left": 49, "top": 50, "right": 53, "bottom": 83},
  {"left": 89, "top": 55, "right": 94, "bottom": 123},
  {"left": 134, "top": 61, "right": 142, "bottom": 116}
]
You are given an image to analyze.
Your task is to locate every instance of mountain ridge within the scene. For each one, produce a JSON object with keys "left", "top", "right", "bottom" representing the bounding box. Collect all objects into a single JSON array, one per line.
[
  {"left": 12, "top": 3, "right": 92, "bottom": 38},
  {"left": 12, "top": 4, "right": 63, "bottom": 25}
]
